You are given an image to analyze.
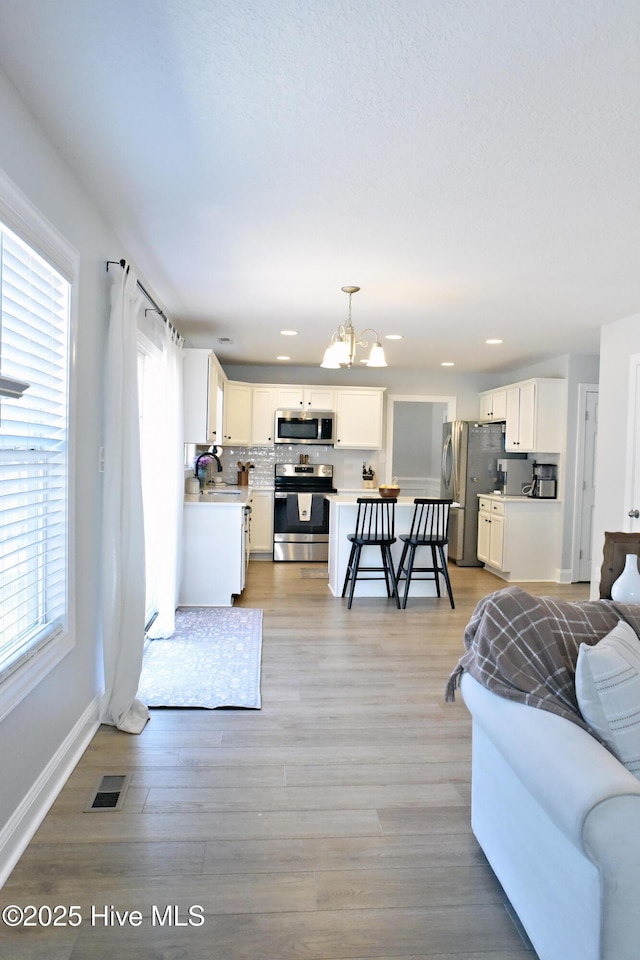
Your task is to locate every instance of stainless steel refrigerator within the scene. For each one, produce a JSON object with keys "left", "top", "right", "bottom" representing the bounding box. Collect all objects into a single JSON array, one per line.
[{"left": 440, "top": 421, "right": 505, "bottom": 566}]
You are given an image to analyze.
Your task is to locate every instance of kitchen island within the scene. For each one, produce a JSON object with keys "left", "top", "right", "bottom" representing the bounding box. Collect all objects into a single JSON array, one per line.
[
  {"left": 180, "top": 485, "right": 252, "bottom": 606},
  {"left": 328, "top": 495, "right": 455, "bottom": 601}
]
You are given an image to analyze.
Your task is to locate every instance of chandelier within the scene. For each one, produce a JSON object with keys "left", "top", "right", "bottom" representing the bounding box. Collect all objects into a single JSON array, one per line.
[{"left": 320, "top": 286, "right": 387, "bottom": 369}]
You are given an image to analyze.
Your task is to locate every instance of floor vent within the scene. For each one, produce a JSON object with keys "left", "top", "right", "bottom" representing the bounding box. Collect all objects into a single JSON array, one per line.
[{"left": 85, "top": 774, "right": 131, "bottom": 812}]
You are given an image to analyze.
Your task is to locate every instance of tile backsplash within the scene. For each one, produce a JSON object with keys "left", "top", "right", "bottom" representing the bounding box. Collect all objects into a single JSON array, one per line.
[{"left": 187, "top": 443, "right": 385, "bottom": 490}]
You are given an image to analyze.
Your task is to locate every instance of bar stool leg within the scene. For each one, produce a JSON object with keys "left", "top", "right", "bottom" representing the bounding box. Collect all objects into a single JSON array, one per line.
[
  {"left": 438, "top": 545, "right": 455, "bottom": 609},
  {"left": 342, "top": 543, "right": 357, "bottom": 599},
  {"left": 383, "top": 544, "right": 401, "bottom": 608},
  {"left": 400, "top": 542, "right": 416, "bottom": 609},
  {"left": 380, "top": 545, "right": 392, "bottom": 597},
  {"left": 347, "top": 543, "right": 362, "bottom": 609},
  {"left": 430, "top": 545, "right": 441, "bottom": 598},
  {"left": 396, "top": 542, "right": 408, "bottom": 584}
]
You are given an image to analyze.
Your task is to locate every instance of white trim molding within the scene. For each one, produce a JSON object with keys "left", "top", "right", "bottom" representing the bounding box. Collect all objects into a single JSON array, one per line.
[{"left": 0, "top": 694, "right": 101, "bottom": 886}]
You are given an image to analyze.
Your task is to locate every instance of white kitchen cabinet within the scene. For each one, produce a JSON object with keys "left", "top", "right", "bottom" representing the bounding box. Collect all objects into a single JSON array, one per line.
[
  {"left": 477, "top": 494, "right": 562, "bottom": 581},
  {"left": 251, "top": 386, "right": 277, "bottom": 444},
  {"left": 222, "top": 381, "right": 252, "bottom": 445},
  {"left": 479, "top": 388, "right": 507, "bottom": 422},
  {"left": 183, "top": 348, "right": 225, "bottom": 444},
  {"left": 180, "top": 495, "right": 251, "bottom": 605},
  {"left": 488, "top": 513, "right": 505, "bottom": 569},
  {"left": 249, "top": 489, "right": 274, "bottom": 554},
  {"left": 477, "top": 497, "right": 505, "bottom": 568},
  {"left": 504, "top": 378, "right": 565, "bottom": 453},
  {"left": 476, "top": 503, "right": 491, "bottom": 563},
  {"left": 334, "top": 388, "right": 385, "bottom": 449},
  {"left": 275, "top": 386, "right": 336, "bottom": 410}
]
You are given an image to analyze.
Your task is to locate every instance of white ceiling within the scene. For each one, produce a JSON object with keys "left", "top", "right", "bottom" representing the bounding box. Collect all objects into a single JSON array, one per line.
[{"left": 0, "top": 0, "right": 638, "bottom": 373}]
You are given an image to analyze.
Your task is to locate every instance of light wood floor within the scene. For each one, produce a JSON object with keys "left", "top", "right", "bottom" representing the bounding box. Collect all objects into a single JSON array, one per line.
[{"left": 1, "top": 562, "right": 589, "bottom": 959}]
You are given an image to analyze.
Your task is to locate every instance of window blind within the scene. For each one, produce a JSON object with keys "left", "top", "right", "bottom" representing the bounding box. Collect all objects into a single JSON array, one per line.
[{"left": 0, "top": 224, "right": 70, "bottom": 680}]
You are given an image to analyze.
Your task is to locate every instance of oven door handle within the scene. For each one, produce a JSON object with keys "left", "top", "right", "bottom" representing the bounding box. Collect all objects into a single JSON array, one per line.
[{"left": 274, "top": 492, "right": 289, "bottom": 499}]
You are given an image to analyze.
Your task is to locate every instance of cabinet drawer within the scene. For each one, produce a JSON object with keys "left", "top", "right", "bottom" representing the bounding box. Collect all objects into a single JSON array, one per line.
[
  {"left": 478, "top": 497, "right": 493, "bottom": 513},
  {"left": 489, "top": 499, "right": 505, "bottom": 516}
]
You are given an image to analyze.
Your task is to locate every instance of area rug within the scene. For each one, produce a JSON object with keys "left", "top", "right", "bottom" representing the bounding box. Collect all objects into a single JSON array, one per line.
[
  {"left": 137, "top": 607, "right": 263, "bottom": 709},
  {"left": 299, "top": 567, "right": 329, "bottom": 579}
]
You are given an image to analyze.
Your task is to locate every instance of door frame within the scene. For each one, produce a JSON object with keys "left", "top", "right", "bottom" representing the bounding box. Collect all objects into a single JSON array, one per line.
[
  {"left": 384, "top": 395, "right": 457, "bottom": 485},
  {"left": 570, "top": 382, "right": 598, "bottom": 581},
  {"left": 623, "top": 353, "right": 640, "bottom": 531}
]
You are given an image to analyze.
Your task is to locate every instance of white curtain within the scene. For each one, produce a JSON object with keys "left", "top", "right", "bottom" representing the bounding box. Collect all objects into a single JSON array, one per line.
[
  {"left": 145, "top": 321, "right": 184, "bottom": 638},
  {"left": 101, "top": 264, "right": 149, "bottom": 734}
]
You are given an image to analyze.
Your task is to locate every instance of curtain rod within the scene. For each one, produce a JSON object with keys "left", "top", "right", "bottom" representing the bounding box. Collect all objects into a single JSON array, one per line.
[{"left": 106, "top": 259, "right": 184, "bottom": 344}]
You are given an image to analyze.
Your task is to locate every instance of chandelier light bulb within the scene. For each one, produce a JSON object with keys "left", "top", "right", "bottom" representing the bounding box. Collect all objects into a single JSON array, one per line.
[{"left": 367, "top": 341, "right": 387, "bottom": 367}]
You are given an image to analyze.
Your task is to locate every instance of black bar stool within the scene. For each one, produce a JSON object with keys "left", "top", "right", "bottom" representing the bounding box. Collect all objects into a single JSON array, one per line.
[
  {"left": 396, "top": 498, "right": 455, "bottom": 609},
  {"left": 341, "top": 497, "right": 401, "bottom": 609}
]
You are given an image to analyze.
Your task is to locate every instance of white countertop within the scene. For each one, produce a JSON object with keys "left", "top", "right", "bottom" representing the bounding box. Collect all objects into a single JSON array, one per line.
[
  {"left": 478, "top": 493, "right": 561, "bottom": 503},
  {"left": 328, "top": 494, "right": 421, "bottom": 506},
  {"left": 328, "top": 494, "right": 461, "bottom": 507},
  {"left": 185, "top": 485, "right": 252, "bottom": 505}
]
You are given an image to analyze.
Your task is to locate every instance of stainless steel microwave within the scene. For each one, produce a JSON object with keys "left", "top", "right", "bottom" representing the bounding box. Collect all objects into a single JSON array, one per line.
[{"left": 274, "top": 410, "right": 335, "bottom": 445}]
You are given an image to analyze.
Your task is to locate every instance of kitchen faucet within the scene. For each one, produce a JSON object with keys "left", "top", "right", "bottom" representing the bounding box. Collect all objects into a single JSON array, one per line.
[{"left": 194, "top": 446, "right": 223, "bottom": 483}]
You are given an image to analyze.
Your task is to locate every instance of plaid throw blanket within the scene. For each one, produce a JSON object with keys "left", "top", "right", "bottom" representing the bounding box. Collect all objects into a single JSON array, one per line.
[{"left": 446, "top": 585, "right": 640, "bottom": 730}]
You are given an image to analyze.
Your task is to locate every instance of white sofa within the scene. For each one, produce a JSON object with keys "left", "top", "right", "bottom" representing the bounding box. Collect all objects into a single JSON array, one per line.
[{"left": 461, "top": 671, "right": 640, "bottom": 960}]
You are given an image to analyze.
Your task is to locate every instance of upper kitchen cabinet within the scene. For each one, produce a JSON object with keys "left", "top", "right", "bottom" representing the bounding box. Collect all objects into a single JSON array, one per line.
[
  {"left": 335, "top": 387, "right": 385, "bottom": 449},
  {"left": 275, "top": 386, "right": 336, "bottom": 410},
  {"left": 183, "top": 348, "right": 225, "bottom": 444},
  {"left": 222, "top": 381, "right": 252, "bottom": 445},
  {"left": 251, "top": 386, "right": 277, "bottom": 444},
  {"left": 479, "top": 388, "right": 507, "bottom": 422},
  {"left": 504, "top": 378, "right": 565, "bottom": 453}
]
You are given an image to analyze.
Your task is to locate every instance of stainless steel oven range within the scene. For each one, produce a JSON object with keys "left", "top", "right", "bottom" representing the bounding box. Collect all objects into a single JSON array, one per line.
[{"left": 273, "top": 463, "right": 336, "bottom": 562}]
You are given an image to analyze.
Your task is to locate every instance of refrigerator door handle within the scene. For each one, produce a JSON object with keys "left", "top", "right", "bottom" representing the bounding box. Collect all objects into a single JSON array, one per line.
[
  {"left": 451, "top": 421, "right": 464, "bottom": 503},
  {"left": 442, "top": 434, "right": 453, "bottom": 489}
]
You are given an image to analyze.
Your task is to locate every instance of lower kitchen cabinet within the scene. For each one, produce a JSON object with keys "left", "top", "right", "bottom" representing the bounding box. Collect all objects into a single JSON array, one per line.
[
  {"left": 477, "top": 500, "right": 505, "bottom": 569},
  {"left": 249, "top": 489, "right": 274, "bottom": 554},
  {"left": 477, "top": 494, "right": 562, "bottom": 581},
  {"left": 180, "top": 495, "right": 250, "bottom": 605}
]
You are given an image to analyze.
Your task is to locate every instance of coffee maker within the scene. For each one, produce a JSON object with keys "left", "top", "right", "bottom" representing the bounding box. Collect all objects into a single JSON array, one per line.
[{"left": 530, "top": 462, "right": 557, "bottom": 498}]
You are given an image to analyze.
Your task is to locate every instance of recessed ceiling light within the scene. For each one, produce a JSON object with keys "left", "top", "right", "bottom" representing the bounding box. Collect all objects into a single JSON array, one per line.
[
  {"left": 486, "top": 338, "right": 503, "bottom": 345},
  {"left": 280, "top": 330, "right": 297, "bottom": 336},
  {"left": 441, "top": 361, "right": 455, "bottom": 367},
  {"left": 276, "top": 355, "right": 290, "bottom": 361},
  {"left": 385, "top": 334, "right": 403, "bottom": 340}
]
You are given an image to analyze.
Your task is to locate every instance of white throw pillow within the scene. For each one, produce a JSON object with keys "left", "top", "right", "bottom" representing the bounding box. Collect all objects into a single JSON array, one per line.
[{"left": 575, "top": 620, "right": 640, "bottom": 777}]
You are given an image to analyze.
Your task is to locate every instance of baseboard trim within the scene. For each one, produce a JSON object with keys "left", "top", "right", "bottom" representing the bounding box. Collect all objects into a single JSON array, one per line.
[{"left": 0, "top": 693, "right": 102, "bottom": 887}]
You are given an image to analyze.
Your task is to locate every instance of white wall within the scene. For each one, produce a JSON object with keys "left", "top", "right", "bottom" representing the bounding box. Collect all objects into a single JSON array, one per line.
[
  {"left": 591, "top": 313, "right": 640, "bottom": 595},
  {"left": 0, "top": 67, "right": 132, "bottom": 874},
  {"left": 487, "top": 352, "right": 600, "bottom": 579}
]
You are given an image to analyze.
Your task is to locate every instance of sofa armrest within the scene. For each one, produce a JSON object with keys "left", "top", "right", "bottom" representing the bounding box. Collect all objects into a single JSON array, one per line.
[{"left": 460, "top": 672, "right": 640, "bottom": 850}]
